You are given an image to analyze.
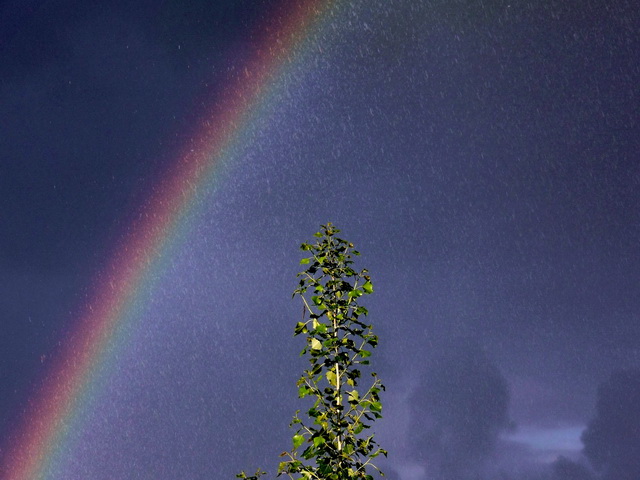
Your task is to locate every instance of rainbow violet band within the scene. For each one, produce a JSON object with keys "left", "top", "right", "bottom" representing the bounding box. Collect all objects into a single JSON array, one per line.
[{"left": 2, "top": 1, "right": 333, "bottom": 478}]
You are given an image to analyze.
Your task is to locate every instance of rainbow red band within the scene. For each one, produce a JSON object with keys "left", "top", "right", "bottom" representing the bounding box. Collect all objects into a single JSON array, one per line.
[{"left": 3, "top": 1, "right": 332, "bottom": 478}]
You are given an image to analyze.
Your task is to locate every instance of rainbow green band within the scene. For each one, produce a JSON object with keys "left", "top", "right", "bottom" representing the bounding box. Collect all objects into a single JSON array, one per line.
[{"left": 4, "top": 1, "right": 334, "bottom": 478}]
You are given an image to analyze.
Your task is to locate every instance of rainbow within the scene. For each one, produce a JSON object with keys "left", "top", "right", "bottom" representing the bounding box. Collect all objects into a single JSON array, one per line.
[{"left": 2, "top": 1, "right": 334, "bottom": 478}]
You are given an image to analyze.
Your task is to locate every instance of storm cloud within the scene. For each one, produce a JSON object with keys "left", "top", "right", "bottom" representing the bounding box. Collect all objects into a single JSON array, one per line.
[
  {"left": 581, "top": 368, "right": 640, "bottom": 480},
  {"left": 550, "top": 456, "right": 596, "bottom": 480},
  {"left": 1, "top": 0, "right": 638, "bottom": 478},
  {"left": 408, "top": 342, "right": 511, "bottom": 479}
]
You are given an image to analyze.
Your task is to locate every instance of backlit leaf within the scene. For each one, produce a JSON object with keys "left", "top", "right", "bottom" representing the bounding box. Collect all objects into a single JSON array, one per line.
[{"left": 293, "top": 434, "right": 305, "bottom": 449}]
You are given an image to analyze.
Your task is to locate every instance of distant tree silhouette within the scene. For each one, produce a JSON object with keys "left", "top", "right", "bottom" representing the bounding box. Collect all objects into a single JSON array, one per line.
[{"left": 582, "top": 369, "right": 640, "bottom": 480}]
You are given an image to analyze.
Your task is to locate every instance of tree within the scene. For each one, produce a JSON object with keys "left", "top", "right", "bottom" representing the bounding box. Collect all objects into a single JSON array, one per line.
[
  {"left": 237, "top": 223, "right": 386, "bottom": 480},
  {"left": 581, "top": 369, "right": 640, "bottom": 480}
]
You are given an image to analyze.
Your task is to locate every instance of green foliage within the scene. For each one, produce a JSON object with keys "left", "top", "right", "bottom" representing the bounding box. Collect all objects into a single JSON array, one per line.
[{"left": 237, "top": 223, "right": 386, "bottom": 480}]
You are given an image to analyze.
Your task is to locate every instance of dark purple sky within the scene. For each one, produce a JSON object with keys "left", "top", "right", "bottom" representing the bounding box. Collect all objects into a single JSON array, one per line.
[{"left": 1, "top": 1, "right": 639, "bottom": 479}]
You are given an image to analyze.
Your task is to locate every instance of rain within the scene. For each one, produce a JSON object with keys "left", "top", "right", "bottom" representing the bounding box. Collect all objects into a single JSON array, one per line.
[{"left": 1, "top": 1, "right": 638, "bottom": 479}]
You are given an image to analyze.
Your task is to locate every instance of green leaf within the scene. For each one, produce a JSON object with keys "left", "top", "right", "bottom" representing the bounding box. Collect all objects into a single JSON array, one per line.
[
  {"left": 372, "top": 448, "right": 387, "bottom": 458},
  {"left": 311, "top": 338, "right": 322, "bottom": 350},
  {"left": 301, "top": 446, "right": 315, "bottom": 459},
  {"left": 362, "top": 281, "right": 374, "bottom": 294},
  {"left": 300, "top": 257, "right": 311, "bottom": 265},
  {"left": 313, "top": 436, "right": 325, "bottom": 448},
  {"left": 326, "top": 369, "right": 337, "bottom": 387},
  {"left": 293, "top": 434, "right": 305, "bottom": 449},
  {"left": 298, "top": 385, "right": 310, "bottom": 398}
]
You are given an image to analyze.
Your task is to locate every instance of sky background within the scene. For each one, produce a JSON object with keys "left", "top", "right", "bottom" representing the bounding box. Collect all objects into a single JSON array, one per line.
[{"left": 1, "top": 0, "right": 639, "bottom": 479}]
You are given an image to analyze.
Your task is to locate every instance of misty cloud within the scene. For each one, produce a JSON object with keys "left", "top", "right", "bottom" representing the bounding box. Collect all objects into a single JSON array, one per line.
[
  {"left": 408, "top": 341, "right": 511, "bottom": 479},
  {"left": 581, "top": 368, "right": 640, "bottom": 480}
]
